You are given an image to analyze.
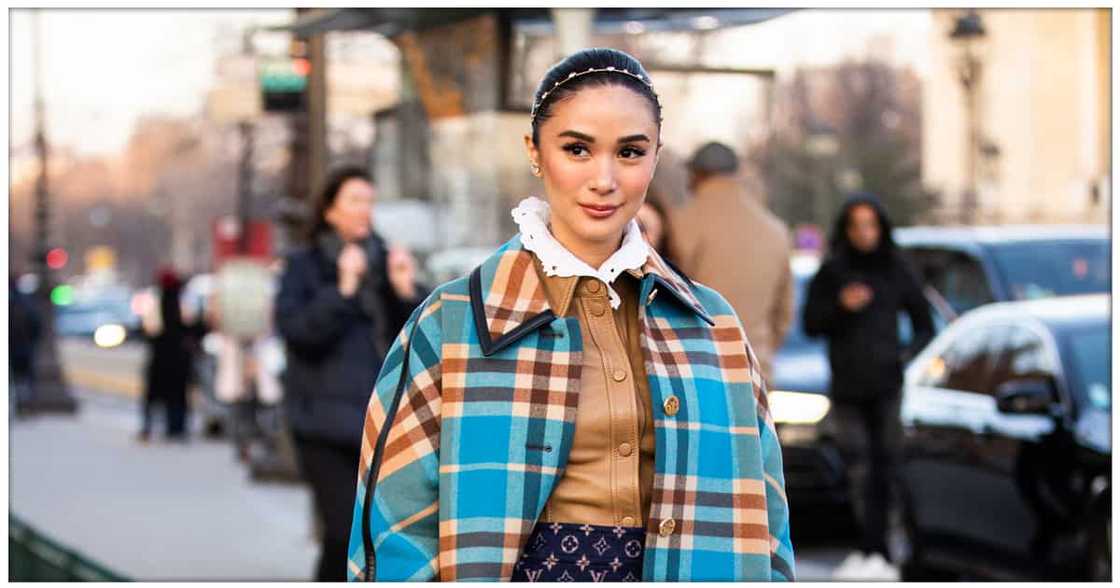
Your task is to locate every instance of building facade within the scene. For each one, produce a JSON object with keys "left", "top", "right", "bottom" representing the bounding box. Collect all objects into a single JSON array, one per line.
[{"left": 923, "top": 8, "right": 1110, "bottom": 225}]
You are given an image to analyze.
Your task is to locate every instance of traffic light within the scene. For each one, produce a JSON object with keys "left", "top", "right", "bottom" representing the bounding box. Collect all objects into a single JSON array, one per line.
[
  {"left": 50, "top": 284, "right": 74, "bottom": 306},
  {"left": 259, "top": 49, "right": 308, "bottom": 113},
  {"left": 46, "top": 247, "right": 68, "bottom": 270}
]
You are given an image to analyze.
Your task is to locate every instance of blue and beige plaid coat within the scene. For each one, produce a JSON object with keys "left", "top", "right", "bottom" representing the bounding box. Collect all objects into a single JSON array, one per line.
[{"left": 347, "top": 235, "right": 795, "bottom": 581}]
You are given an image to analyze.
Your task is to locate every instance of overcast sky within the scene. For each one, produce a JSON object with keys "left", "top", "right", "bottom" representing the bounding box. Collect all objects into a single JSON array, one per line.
[{"left": 9, "top": 9, "right": 292, "bottom": 157}]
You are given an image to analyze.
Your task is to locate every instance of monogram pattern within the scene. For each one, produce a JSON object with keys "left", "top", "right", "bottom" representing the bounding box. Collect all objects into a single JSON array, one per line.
[{"left": 512, "top": 522, "right": 644, "bottom": 582}]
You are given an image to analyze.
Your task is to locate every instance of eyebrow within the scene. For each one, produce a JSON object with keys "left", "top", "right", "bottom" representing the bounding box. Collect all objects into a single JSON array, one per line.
[{"left": 557, "top": 130, "right": 652, "bottom": 144}]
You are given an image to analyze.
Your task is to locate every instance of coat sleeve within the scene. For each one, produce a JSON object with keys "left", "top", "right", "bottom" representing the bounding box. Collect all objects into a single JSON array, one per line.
[
  {"left": 274, "top": 253, "right": 356, "bottom": 356},
  {"left": 747, "top": 343, "right": 796, "bottom": 581},
  {"left": 347, "top": 293, "right": 443, "bottom": 582},
  {"left": 801, "top": 262, "right": 844, "bottom": 338},
  {"left": 899, "top": 262, "right": 935, "bottom": 362}
]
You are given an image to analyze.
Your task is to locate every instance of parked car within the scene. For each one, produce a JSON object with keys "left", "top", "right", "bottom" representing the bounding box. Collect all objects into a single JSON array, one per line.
[
  {"left": 895, "top": 225, "right": 1109, "bottom": 319},
  {"left": 891, "top": 294, "right": 1110, "bottom": 580},
  {"left": 55, "top": 288, "right": 141, "bottom": 346}
]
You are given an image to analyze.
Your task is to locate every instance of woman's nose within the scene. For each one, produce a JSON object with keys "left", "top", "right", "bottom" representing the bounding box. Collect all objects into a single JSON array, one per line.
[{"left": 590, "top": 159, "right": 618, "bottom": 195}]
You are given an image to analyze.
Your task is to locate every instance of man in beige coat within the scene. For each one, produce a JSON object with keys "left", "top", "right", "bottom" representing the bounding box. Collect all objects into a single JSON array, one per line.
[{"left": 668, "top": 142, "right": 794, "bottom": 382}]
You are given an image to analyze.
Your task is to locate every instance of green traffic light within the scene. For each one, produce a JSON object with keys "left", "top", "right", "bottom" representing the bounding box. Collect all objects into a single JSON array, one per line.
[{"left": 50, "top": 284, "right": 74, "bottom": 306}]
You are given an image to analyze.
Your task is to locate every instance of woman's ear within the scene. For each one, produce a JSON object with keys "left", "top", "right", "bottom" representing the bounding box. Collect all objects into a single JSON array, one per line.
[{"left": 523, "top": 134, "right": 541, "bottom": 176}]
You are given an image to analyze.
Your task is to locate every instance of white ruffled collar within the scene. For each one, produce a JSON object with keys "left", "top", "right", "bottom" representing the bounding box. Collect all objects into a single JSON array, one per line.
[{"left": 511, "top": 196, "right": 649, "bottom": 309}]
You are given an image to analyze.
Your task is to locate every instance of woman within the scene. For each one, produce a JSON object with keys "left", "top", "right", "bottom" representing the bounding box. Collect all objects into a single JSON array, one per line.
[
  {"left": 802, "top": 194, "right": 933, "bottom": 580},
  {"left": 275, "top": 166, "right": 426, "bottom": 581},
  {"left": 347, "top": 48, "right": 794, "bottom": 582},
  {"left": 139, "top": 268, "right": 202, "bottom": 441}
]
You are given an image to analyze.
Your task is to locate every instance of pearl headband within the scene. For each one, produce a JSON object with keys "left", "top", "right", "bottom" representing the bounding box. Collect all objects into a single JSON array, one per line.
[{"left": 530, "top": 66, "right": 662, "bottom": 123}]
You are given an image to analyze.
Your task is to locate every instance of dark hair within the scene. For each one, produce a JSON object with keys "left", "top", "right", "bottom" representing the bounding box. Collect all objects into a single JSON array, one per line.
[
  {"left": 308, "top": 165, "right": 372, "bottom": 240},
  {"left": 530, "top": 48, "right": 661, "bottom": 146},
  {"left": 828, "top": 192, "right": 897, "bottom": 263},
  {"left": 687, "top": 141, "right": 739, "bottom": 175}
]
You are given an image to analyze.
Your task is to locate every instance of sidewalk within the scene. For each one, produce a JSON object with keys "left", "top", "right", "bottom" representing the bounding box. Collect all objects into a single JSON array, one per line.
[{"left": 9, "top": 391, "right": 318, "bottom": 581}]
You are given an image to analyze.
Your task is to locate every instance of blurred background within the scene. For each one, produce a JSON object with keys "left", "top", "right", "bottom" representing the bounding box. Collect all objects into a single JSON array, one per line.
[{"left": 7, "top": 7, "right": 1111, "bottom": 581}]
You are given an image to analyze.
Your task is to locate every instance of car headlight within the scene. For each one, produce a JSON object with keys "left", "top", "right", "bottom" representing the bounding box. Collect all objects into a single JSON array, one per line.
[
  {"left": 768, "top": 390, "right": 831, "bottom": 424},
  {"left": 93, "top": 324, "right": 127, "bottom": 348}
]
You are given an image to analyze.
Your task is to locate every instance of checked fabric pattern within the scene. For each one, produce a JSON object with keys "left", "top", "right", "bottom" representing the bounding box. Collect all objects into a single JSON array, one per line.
[{"left": 346, "top": 234, "right": 795, "bottom": 582}]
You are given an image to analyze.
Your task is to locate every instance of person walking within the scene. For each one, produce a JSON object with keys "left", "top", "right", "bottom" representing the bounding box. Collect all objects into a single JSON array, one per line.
[
  {"left": 275, "top": 166, "right": 426, "bottom": 582},
  {"left": 667, "top": 142, "right": 794, "bottom": 382},
  {"left": 802, "top": 193, "right": 934, "bottom": 581},
  {"left": 347, "top": 48, "right": 794, "bottom": 582},
  {"left": 139, "top": 268, "right": 200, "bottom": 441},
  {"left": 10, "top": 276, "right": 42, "bottom": 413}
]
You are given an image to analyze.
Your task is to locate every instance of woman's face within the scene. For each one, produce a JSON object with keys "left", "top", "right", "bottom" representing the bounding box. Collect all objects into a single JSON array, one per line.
[
  {"left": 846, "top": 203, "right": 882, "bottom": 253},
  {"left": 525, "top": 84, "right": 660, "bottom": 263},
  {"left": 324, "top": 178, "right": 375, "bottom": 243}
]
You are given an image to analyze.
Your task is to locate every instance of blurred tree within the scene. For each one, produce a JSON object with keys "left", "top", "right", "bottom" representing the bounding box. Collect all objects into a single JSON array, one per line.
[
  {"left": 750, "top": 59, "right": 940, "bottom": 232},
  {"left": 8, "top": 115, "right": 277, "bottom": 287}
]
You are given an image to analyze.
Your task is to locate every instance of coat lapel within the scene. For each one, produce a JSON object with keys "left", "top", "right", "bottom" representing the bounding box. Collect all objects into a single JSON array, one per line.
[{"left": 469, "top": 236, "right": 557, "bottom": 356}]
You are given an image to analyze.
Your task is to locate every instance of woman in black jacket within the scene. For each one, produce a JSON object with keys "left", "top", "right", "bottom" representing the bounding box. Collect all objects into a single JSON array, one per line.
[
  {"left": 803, "top": 193, "right": 933, "bottom": 579},
  {"left": 275, "top": 166, "right": 427, "bottom": 581}
]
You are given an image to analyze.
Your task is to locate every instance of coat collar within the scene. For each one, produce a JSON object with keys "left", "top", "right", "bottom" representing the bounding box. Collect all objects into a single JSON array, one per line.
[{"left": 470, "top": 235, "right": 713, "bottom": 356}]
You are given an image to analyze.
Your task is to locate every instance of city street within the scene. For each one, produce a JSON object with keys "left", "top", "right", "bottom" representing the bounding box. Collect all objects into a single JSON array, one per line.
[{"left": 10, "top": 336, "right": 850, "bottom": 580}]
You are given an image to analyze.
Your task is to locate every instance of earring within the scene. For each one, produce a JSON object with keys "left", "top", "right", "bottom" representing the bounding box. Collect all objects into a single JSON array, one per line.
[{"left": 530, "top": 163, "right": 541, "bottom": 176}]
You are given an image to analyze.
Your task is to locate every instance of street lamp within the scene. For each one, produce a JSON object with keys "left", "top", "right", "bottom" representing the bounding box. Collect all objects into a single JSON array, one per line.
[
  {"left": 949, "top": 9, "right": 987, "bottom": 225},
  {"left": 27, "top": 9, "right": 77, "bottom": 415}
]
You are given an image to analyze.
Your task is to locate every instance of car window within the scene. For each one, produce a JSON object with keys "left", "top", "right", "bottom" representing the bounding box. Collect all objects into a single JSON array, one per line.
[
  {"left": 989, "top": 239, "right": 1110, "bottom": 300},
  {"left": 1060, "top": 324, "right": 1111, "bottom": 412},
  {"left": 988, "top": 324, "right": 1058, "bottom": 399},
  {"left": 905, "top": 248, "right": 993, "bottom": 315},
  {"left": 940, "top": 253, "right": 994, "bottom": 314},
  {"left": 917, "top": 325, "right": 996, "bottom": 394}
]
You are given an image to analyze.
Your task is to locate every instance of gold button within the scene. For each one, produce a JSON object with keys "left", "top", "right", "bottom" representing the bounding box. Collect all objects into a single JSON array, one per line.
[
  {"left": 663, "top": 395, "right": 680, "bottom": 416},
  {"left": 585, "top": 280, "right": 602, "bottom": 294},
  {"left": 658, "top": 518, "right": 676, "bottom": 537},
  {"left": 646, "top": 288, "right": 658, "bottom": 305},
  {"left": 611, "top": 368, "right": 627, "bottom": 382},
  {"left": 618, "top": 442, "right": 633, "bottom": 457},
  {"left": 588, "top": 300, "right": 607, "bottom": 316},
  {"left": 621, "top": 516, "right": 636, "bottom": 527}
]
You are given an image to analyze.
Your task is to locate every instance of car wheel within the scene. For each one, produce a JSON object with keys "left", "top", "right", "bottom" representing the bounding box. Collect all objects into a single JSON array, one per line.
[{"left": 1088, "top": 514, "right": 1110, "bottom": 581}]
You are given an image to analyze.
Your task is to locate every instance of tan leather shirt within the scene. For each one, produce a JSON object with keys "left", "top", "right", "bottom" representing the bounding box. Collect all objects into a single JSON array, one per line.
[{"left": 533, "top": 257, "right": 656, "bottom": 528}]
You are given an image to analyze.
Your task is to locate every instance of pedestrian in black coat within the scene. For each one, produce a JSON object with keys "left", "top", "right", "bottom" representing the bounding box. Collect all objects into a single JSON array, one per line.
[
  {"left": 140, "top": 268, "right": 203, "bottom": 441},
  {"left": 802, "top": 193, "right": 934, "bottom": 578},
  {"left": 10, "top": 276, "right": 42, "bottom": 410},
  {"left": 275, "top": 166, "right": 427, "bottom": 581}
]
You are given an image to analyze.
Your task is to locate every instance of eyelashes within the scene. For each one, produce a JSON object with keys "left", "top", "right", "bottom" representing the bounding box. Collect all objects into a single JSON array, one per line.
[{"left": 561, "top": 142, "right": 647, "bottom": 159}]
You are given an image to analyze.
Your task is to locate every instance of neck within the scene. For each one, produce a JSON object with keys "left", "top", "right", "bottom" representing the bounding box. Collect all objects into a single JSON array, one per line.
[{"left": 549, "top": 223, "right": 625, "bottom": 269}]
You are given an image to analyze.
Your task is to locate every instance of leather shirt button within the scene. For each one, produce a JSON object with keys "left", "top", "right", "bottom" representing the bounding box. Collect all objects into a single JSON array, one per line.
[
  {"left": 612, "top": 368, "right": 627, "bottom": 382},
  {"left": 618, "top": 442, "right": 633, "bottom": 457},
  {"left": 585, "top": 280, "right": 602, "bottom": 294},
  {"left": 589, "top": 300, "right": 607, "bottom": 316},
  {"left": 663, "top": 395, "right": 680, "bottom": 416},
  {"left": 658, "top": 518, "right": 676, "bottom": 537},
  {"left": 621, "top": 516, "right": 636, "bottom": 527}
]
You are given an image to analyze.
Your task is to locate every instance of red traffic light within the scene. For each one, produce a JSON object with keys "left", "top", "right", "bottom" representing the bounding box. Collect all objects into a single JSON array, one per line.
[
  {"left": 292, "top": 58, "right": 311, "bottom": 77},
  {"left": 46, "top": 247, "right": 68, "bottom": 270}
]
